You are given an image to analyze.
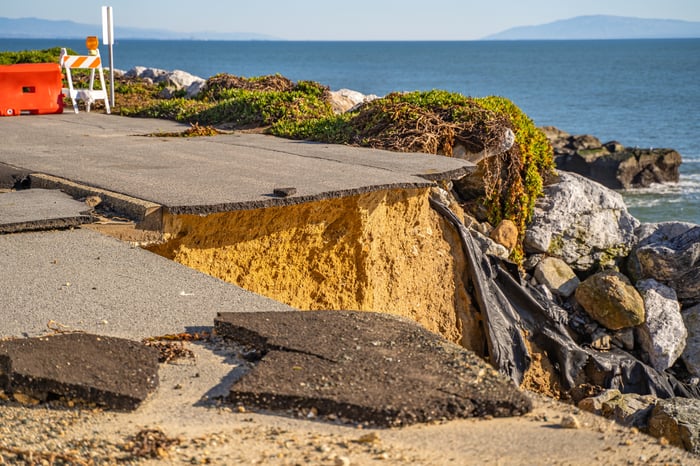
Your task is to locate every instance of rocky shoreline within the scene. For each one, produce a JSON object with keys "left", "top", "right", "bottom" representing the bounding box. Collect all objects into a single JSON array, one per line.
[
  {"left": 543, "top": 126, "right": 682, "bottom": 190},
  {"left": 459, "top": 140, "right": 698, "bottom": 453}
]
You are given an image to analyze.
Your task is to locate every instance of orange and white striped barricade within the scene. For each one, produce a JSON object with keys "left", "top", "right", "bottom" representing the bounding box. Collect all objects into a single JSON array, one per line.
[{"left": 59, "top": 48, "right": 110, "bottom": 114}]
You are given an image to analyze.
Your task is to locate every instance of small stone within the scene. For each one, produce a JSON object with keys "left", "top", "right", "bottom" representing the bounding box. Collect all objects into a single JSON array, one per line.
[
  {"left": 335, "top": 456, "right": 351, "bottom": 466},
  {"left": 272, "top": 187, "right": 297, "bottom": 198},
  {"left": 12, "top": 392, "right": 41, "bottom": 406},
  {"left": 560, "top": 414, "right": 581, "bottom": 429},
  {"left": 84, "top": 195, "right": 102, "bottom": 208},
  {"left": 356, "top": 432, "right": 380, "bottom": 444},
  {"left": 534, "top": 256, "right": 580, "bottom": 298},
  {"left": 489, "top": 219, "right": 519, "bottom": 251}
]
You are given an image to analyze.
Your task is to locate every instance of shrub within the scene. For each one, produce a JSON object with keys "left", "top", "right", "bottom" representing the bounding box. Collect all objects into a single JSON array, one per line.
[{"left": 0, "top": 47, "right": 76, "bottom": 65}]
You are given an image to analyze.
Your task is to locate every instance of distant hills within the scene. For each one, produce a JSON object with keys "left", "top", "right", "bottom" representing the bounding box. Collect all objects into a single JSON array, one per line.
[
  {"left": 484, "top": 15, "right": 700, "bottom": 40},
  {"left": 0, "top": 17, "right": 278, "bottom": 40}
]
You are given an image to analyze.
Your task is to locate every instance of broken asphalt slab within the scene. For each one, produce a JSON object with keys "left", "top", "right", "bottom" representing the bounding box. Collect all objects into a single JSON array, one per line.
[
  {"left": 0, "top": 189, "right": 93, "bottom": 233},
  {"left": 0, "top": 228, "right": 294, "bottom": 340},
  {"left": 0, "top": 113, "right": 473, "bottom": 215},
  {"left": 0, "top": 333, "right": 159, "bottom": 411},
  {"left": 215, "top": 311, "right": 532, "bottom": 427}
]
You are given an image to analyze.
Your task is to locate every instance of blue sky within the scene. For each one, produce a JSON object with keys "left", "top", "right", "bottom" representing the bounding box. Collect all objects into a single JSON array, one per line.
[{"left": 3, "top": 0, "right": 700, "bottom": 40}]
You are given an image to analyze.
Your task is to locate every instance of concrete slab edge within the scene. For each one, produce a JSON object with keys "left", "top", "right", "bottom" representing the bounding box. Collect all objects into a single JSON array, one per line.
[
  {"left": 0, "top": 216, "right": 94, "bottom": 234},
  {"left": 29, "top": 173, "right": 163, "bottom": 230},
  {"left": 166, "top": 182, "right": 434, "bottom": 215},
  {"left": 416, "top": 165, "right": 473, "bottom": 182}
]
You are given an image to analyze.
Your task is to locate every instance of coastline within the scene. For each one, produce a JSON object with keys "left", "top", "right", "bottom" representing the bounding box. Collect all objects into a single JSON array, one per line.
[{"left": 1, "top": 42, "right": 700, "bottom": 458}]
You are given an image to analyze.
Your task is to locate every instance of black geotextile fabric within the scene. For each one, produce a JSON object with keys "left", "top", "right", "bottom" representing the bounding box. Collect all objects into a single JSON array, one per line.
[{"left": 430, "top": 198, "right": 700, "bottom": 399}]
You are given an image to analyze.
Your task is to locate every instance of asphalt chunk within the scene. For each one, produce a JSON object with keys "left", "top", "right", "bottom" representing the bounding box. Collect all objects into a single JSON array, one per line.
[
  {"left": 0, "top": 333, "right": 159, "bottom": 411},
  {"left": 215, "top": 310, "right": 532, "bottom": 427},
  {"left": 0, "top": 189, "right": 94, "bottom": 233}
]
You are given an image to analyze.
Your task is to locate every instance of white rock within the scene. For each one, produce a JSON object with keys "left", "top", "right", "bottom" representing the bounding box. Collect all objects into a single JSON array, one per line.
[
  {"left": 186, "top": 80, "right": 206, "bottom": 98},
  {"left": 534, "top": 256, "right": 580, "bottom": 298},
  {"left": 524, "top": 171, "right": 639, "bottom": 271},
  {"left": 628, "top": 222, "right": 700, "bottom": 308},
  {"left": 125, "top": 66, "right": 169, "bottom": 82},
  {"left": 682, "top": 304, "right": 700, "bottom": 377},
  {"left": 471, "top": 230, "right": 510, "bottom": 260},
  {"left": 125, "top": 66, "right": 206, "bottom": 98},
  {"left": 166, "top": 69, "right": 205, "bottom": 91},
  {"left": 635, "top": 279, "right": 687, "bottom": 371},
  {"left": 329, "top": 88, "right": 379, "bottom": 113}
]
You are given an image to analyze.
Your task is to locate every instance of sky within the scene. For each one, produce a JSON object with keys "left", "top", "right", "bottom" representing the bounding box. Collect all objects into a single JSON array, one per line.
[{"left": 3, "top": 0, "right": 700, "bottom": 40}]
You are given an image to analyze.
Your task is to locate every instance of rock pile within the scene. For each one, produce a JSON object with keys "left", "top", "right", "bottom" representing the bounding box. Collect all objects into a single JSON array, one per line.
[
  {"left": 456, "top": 166, "right": 700, "bottom": 453},
  {"left": 520, "top": 172, "right": 700, "bottom": 380},
  {"left": 542, "top": 126, "right": 681, "bottom": 189},
  {"left": 123, "top": 66, "right": 206, "bottom": 98}
]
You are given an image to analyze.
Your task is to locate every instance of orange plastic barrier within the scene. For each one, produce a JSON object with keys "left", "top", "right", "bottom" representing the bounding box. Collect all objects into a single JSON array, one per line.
[{"left": 0, "top": 63, "right": 64, "bottom": 116}]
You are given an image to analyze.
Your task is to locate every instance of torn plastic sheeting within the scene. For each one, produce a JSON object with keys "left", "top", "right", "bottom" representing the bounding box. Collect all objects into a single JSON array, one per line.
[
  {"left": 429, "top": 198, "right": 530, "bottom": 384},
  {"left": 430, "top": 198, "right": 700, "bottom": 399}
]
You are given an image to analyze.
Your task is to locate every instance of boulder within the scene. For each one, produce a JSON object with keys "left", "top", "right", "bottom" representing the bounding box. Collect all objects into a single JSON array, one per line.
[
  {"left": 186, "top": 80, "right": 207, "bottom": 98},
  {"left": 125, "top": 66, "right": 168, "bottom": 83},
  {"left": 453, "top": 128, "right": 515, "bottom": 164},
  {"left": 578, "top": 389, "right": 656, "bottom": 429},
  {"left": 524, "top": 171, "right": 639, "bottom": 271},
  {"left": 165, "top": 69, "right": 204, "bottom": 90},
  {"left": 635, "top": 279, "right": 687, "bottom": 371},
  {"left": 570, "top": 134, "right": 603, "bottom": 151},
  {"left": 648, "top": 397, "right": 700, "bottom": 454},
  {"left": 125, "top": 67, "right": 206, "bottom": 98},
  {"left": 543, "top": 127, "right": 682, "bottom": 189},
  {"left": 533, "top": 256, "right": 580, "bottom": 298},
  {"left": 628, "top": 222, "right": 700, "bottom": 307},
  {"left": 489, "top": 219, "right": 519, "bottom": 252},
  {"left": 682, "top": 304, "right": 700, "bottom": 377},
  {"left": 575, "top": 270, "right": 645, "bottom": 330},
  {"left": 328, "top": 88, "right": 378, "bottom": 114}
]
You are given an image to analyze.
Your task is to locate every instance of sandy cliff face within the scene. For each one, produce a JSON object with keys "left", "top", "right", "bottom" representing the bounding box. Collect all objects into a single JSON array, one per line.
[{"left": 147, "top": 188, "right": 481, "bottom": 349}]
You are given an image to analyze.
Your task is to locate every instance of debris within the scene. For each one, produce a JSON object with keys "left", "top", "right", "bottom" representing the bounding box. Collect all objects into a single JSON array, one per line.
[
  {"left": 123, "top": 428, "right": 180, "bottom": 459},
  {"left": 143, "top": 340, "right": 195, "bottom": 364}
]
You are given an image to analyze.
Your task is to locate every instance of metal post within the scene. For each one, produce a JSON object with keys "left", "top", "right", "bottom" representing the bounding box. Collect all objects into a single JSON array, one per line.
[
  {"left": 109, "top": 42, "right": 115, "bottom": 107},
  {"left": 102, "top": 6, "right": 115, "bottom": 107}
]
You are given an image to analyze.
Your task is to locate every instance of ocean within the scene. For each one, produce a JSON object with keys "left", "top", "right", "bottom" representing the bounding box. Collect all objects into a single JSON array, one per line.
[{"left": 2, "top": 39, "right": 699, "bottom": 225}]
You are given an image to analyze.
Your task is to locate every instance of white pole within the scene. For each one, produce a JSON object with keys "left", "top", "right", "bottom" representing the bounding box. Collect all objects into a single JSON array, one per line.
[{"left": 102, "top": 6, "right": 115, "bottom": 107}]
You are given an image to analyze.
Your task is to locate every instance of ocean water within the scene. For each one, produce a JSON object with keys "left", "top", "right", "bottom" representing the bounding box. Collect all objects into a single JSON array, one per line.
[{"left": 2, "top": 39, "right": 699, "bottom": 225}]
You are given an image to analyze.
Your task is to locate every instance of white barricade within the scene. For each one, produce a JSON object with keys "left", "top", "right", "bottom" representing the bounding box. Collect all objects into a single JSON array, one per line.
[{"left": 60, "top": 48, "right": 111, "bottom": 114}]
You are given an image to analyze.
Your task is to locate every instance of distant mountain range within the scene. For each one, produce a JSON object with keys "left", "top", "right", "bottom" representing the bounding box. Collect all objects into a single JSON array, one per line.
[
  {"left": 485, "top": 15, "right": 700, "bottom": 40},
  {"left": 0, "top": 17, "right": 279, "bottom": 40}
]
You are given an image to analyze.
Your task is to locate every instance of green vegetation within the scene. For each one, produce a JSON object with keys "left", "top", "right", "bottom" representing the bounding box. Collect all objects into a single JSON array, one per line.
[{"left": 0, "top": 47, "right": 75, "bottom": 65}]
